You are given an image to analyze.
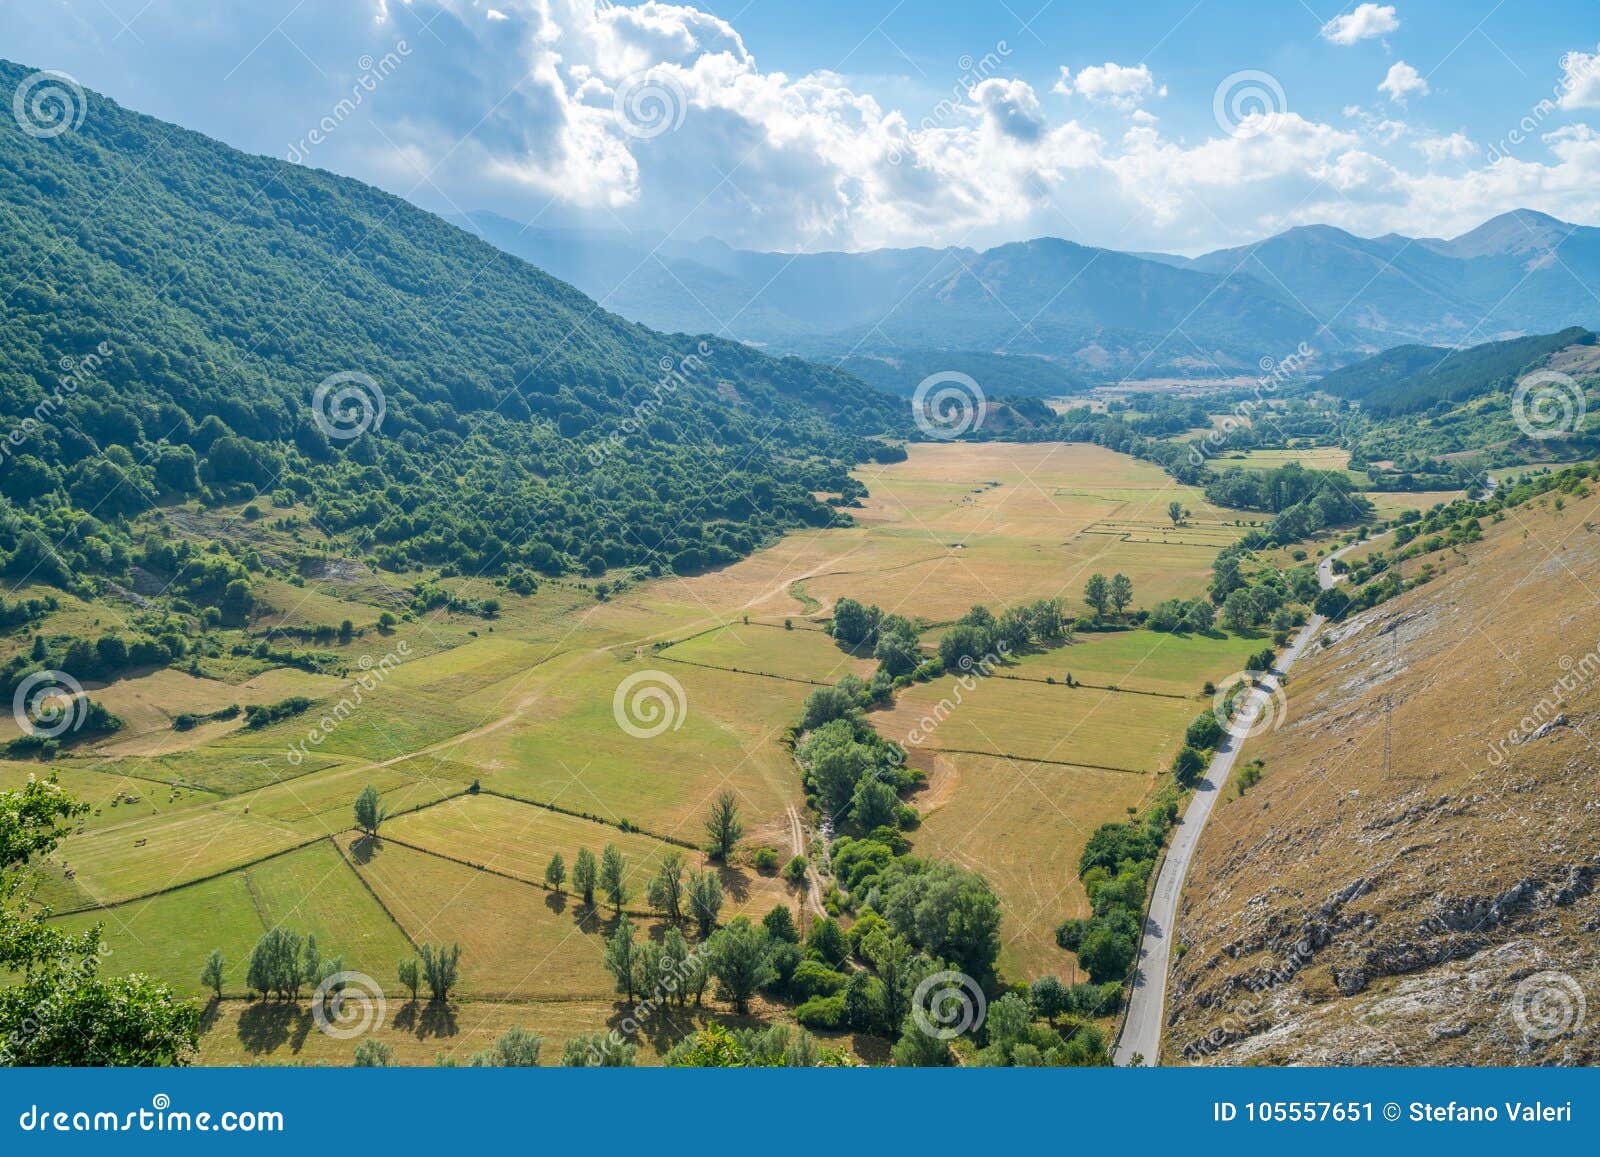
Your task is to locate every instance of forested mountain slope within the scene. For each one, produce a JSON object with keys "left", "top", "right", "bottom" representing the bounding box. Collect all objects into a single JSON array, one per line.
[
  {"left": 0, "top": 58, "right": 903, "bottom": 589},
  {"left": 1314, "top": 328, "right": 1595, "bottom": 417},
  {"left": 1165, "top": 465, "right": 1600, "bottom": 1064}
]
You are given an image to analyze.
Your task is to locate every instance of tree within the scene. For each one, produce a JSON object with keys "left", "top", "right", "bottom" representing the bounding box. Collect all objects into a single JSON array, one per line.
[
  {"left": 246, "top": 927, "right": 306, "bottom": 1000},
  {"left": 873, "top": 615, "right": 922, "bottom": 676},
  {"left": 881, "top": 860, "right": 1002, "bottom": 980},
  {"left": 1168, "top": 500, "right": 1185, "bottom": 526},
  {"left": 419, "top": 942, "right": 461, "bottom": 1002},
  {"left": 830, "top": 597, "right": 879, "bottom": 646},
  {"left": 467, "top": 1026, "right": 543, "bottom": 1067},
  {"left": 1109, "top": 573, "right": 1133, "bottom": 615},
  {"left": 200, "top": 949, "right": 225, "bottom": 1000},
  {"left": 573, "top": 847, "right": 598, "bottom": 907},
  {"left": 762, "top": 904, "right": 799, "bottom": 944},
  {"left": 851, "top": 776, "right": 900, "bottom": 831},
  {"left": 709, "top": 917, "right": 775, "bottom": 1013},
  {"left": 397, "top": 958, "right": 420, "bottom": 1004},
  {"left": 563, "top": 1033, "right": 637, "bottom": 1066},
  {"left": 646, "top": 850, "right": 686, "bottom": 922},
  {"left": 604, "top": 919, "right": 638, "bottom": 1002},
  {"left": 1083, "top": 573, "right": 1111, "bottom": 618},
  {"left": 1030, "top": 975, "right": 1071, "bottom": 1026},
  {"left": 704, "top": 791, "right": 743, "bottom": 861},
  {"left": 352, "top": 1039, "right": 393, "bottom": 1066},
  {"left": 353, "top": 784, "right": 386, "bottom": 837},
  {"left": 661, "top": 927, "right": 693, "bottom": 1008},
  {"left": 805, "top": 916, "right": 848, "bottom": 967},
  {"left": 938, "top": 623, "right": 991, "bottom": 672},
  {"left": 1221, "top": 588, "right": 1256, "bottom": 632},
  {"left": 1185, "top": 712, "right": 1224, "bottom": 751},
  {"left": 543, "top": 852, "right": 567, "bottom": 894},
  {"left": 687, "top": 868, "right": 724, "bottom": 938},
  {"left": 1172, "top": 745, "right": 1207, "bottom": 786},
  {"left": 599, "top": 843, "right": 629, "bottom": 915},
  {"left": 782, "top": 855, "right": 808, "bottom": 887}
]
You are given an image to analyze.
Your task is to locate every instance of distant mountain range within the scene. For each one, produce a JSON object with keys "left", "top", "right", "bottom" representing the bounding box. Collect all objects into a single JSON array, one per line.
[{"left": 458, "top": 209, "right": 1600, "bottom": 392}]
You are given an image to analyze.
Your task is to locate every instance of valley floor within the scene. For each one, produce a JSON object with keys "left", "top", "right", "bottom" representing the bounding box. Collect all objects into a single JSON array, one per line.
[{"left": 5, "top": 440, "right": 1424, "bottom": 1064}]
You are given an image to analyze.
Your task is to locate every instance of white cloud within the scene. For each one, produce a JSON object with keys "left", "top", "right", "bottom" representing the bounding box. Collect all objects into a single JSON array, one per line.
[
  {"left": 1054, "top": 62, "right": 1166, "bottom": 109},
  {"left": 1379, "top": 60, "right": 1429, "bottom": 104},
  {"left": 1321, "top": 4, "right": 1400, "bottom": 47},
  {"left": 7, "top": 0, "right": 1599, "bottom": 255},
  {"left": 1558, "top": 50, "right": 1600, "bottom": 110},
  {"left": 1414, "top": 131, "right": 1479, "bottom": 164}
]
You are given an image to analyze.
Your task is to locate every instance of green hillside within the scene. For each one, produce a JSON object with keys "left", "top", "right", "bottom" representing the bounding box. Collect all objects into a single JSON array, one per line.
[
  {"left": 0, "top": 59, "right": 904, "bottom": 590},
  {"left": 1315, "top": 327, "right": 1594, "bottom": 416}
]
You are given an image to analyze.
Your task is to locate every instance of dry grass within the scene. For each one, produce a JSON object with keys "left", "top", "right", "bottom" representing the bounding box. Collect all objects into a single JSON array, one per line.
[{"left": 1165, "top": 491, "right": 1600, "bottom": 1064}]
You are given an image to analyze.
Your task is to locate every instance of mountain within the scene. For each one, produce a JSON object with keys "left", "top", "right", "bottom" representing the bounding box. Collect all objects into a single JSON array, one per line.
[
  {"left": 462, "top": 209, "right": 1600, "bottom": 386},
  {"left": 457, "top": 212, "right": 1338, "bottom": 385},
  {"left": 1314, "top": 327, "right": 1596, "bottom": 416},
  {"left": 0, "top": 59, "right": 904, "bottom": 587},
  {"left": 1164, "top": 466, "right": 1600, "bottom": 1064},
  {"left": 1182, "top": 212, "right": 1600, "bottom": 346}
]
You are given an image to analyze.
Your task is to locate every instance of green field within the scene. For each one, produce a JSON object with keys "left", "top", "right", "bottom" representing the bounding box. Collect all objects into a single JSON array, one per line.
[{"left": 26, "top": 440, "right": 1287, "bottom": 1061}]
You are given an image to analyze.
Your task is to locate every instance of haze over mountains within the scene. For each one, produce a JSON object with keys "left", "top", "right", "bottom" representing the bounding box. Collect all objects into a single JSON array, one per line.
[{"left": 460, "top": 208, "right": 1600, "bottom": 391}]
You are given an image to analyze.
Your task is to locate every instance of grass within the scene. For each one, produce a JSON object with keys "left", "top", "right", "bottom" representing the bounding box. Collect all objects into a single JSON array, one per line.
[
  {"left": 875, "top": 670, "right": 1198, "bottom": 773},
  {"left": 382, "top": 792, "right": 793, "bottom": 920},
  {"left": 658, "top": 621, "right": 877, "bottom": 683},
  {"left": 909, "top": 751, "right": 1156, "bottom": 979},
  {"left": 51, "top": 839, "right": 413, "bottom": 998},
  {"left": 337, "top": 835, "right": 618, "bottom": 1000},
  {"left": 43, "top": 439, "right": 1283, "bottom": 1035}
]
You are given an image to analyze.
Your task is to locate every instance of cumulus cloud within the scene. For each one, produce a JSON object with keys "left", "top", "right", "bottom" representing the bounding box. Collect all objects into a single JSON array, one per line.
[
  {"left": 1055, "top": 62, "right": 1167, "bottom": 109},
  {"left": 4, "top": 0, "right": 1599, "bottom": 254},
  {"left": 1379, "top": 60, "right": 1429, "bottom": 104},
  {"left": 1414, "top": 131, "right": 1479, "bottom": 164},
  {"left": 1321, "top": 4, "right": 1400, "bottom": 47},
  {"left": 1558, "top": 50, "right": 1600, "bottom": 110}
]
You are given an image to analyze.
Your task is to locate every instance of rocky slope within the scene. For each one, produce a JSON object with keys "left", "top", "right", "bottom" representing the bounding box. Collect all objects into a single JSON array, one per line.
[{"left": 1164, "top": 480, "right": 1600, "bottom": 1064}]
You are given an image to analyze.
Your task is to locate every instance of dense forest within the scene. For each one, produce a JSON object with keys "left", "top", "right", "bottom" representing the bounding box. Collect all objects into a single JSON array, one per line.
[
  {"left": 1314, "top": 327, "right": 1594, "bottom": 416},
  {"left": 0, "top": 60, "right": 906, "bottom": 592}
]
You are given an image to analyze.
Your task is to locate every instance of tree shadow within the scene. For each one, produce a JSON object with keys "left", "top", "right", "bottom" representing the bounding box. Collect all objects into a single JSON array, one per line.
[
  {"left": 716, "top": 864, "right": 752, "bottom": 905},
  {"left": 544, "top": 891, "right": 568, "bottom": 917},
  {"left": 199, "top": 998, "right": 222, "bottom": 1034},
  {"left": 234, "top": 1000, "right": 313, "bottom": 1056},
  {"left": 348, "top": 834, "right": 383, "bottom": 865},
  {"left": 393, "top": 1001, "right": 417, "bottom": 1033},
  {"left": 416, "top": 1000, "right": 459, "bottom": 1040}
]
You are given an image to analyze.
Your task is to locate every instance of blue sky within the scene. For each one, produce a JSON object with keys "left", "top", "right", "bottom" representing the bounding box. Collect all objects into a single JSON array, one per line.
[{"left": 6, "top": 1, "right": 1600, "bottom": 253}]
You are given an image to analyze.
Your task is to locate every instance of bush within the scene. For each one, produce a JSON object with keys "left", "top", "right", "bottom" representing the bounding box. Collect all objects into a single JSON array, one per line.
[
  {"left": 789, "top": 960, "right": 848, "bottom": 1001},
  {"left": 752, "top": 846, "right": 780, "bottom": 873},
  {"left": 794, "top": 994, "right": 846, "bottom": 1029}
]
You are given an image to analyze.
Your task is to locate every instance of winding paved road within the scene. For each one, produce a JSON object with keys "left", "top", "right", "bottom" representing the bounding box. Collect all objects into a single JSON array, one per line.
[{"left": 1113, "top": 537, "right": 1371, "bottom": 1066}]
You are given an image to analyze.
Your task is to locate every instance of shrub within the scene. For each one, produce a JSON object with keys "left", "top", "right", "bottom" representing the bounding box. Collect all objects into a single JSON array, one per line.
[{"left": 794, "top": 994, "right": 846, "bottom": 1029}]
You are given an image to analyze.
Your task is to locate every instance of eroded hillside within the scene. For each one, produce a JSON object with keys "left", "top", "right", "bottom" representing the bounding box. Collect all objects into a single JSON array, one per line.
[{"left": 1165, "top": 480, "right": 1600, "bottom": 1064}]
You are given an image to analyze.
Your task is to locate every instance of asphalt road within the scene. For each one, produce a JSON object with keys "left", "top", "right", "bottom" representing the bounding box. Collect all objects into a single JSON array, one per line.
[{"left": 1113, "top": 539, "right": 1368, "bottom": 1065}]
